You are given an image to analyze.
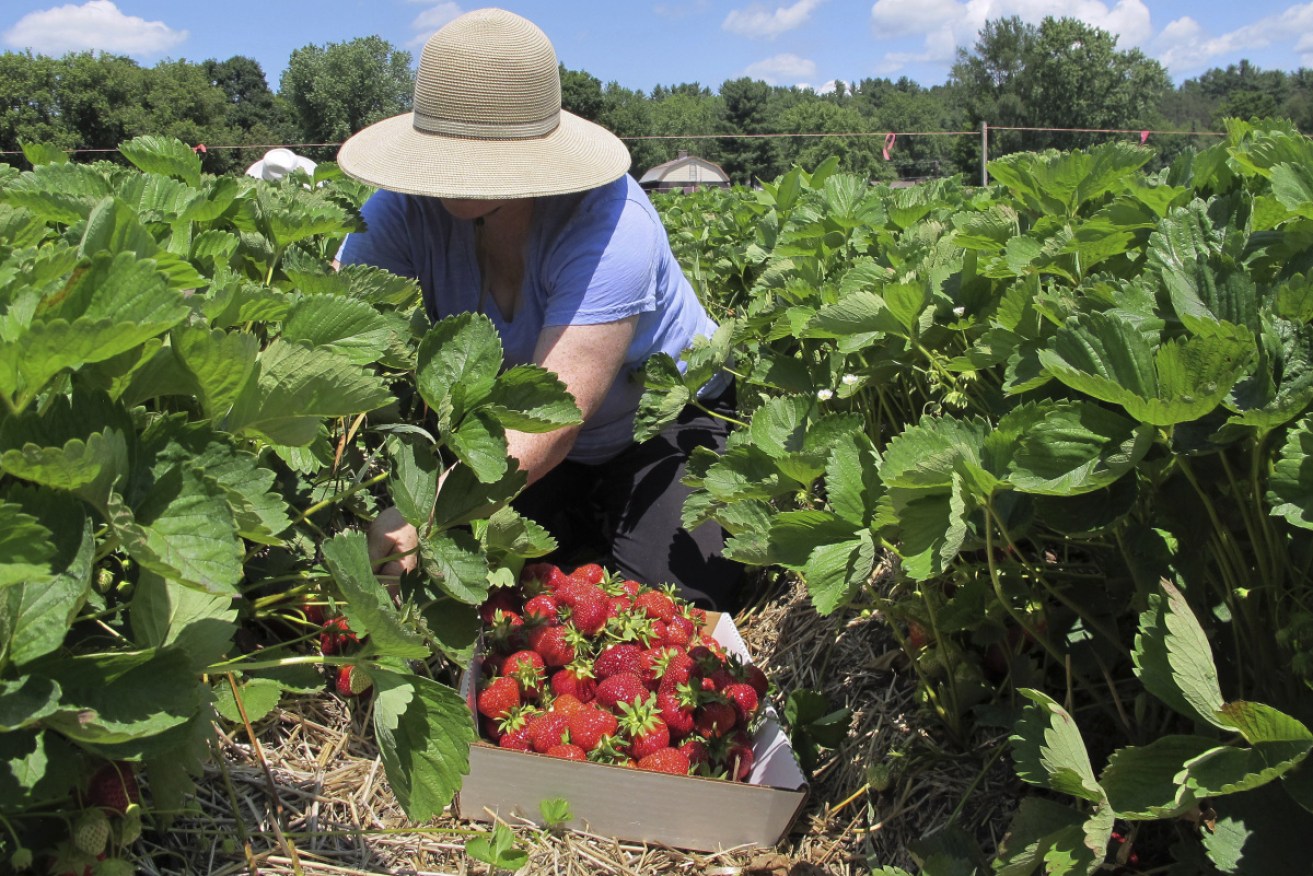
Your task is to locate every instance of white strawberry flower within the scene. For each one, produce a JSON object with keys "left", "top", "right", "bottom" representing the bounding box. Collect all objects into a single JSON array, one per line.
[
  {"left": 841, "top": 373, "right": 859, "bottom": 386},
  {"left": 816, "top": 388, "right": 834, "bottom": 401}
]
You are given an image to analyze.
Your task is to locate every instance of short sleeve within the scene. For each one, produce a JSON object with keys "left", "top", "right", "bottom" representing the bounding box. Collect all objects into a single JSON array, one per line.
[
  {"left": 338, "top": 189, "right": 418, "bottom": 279},
  {"left": 541, "top": 192, "right": 659, "bottom": 327}
]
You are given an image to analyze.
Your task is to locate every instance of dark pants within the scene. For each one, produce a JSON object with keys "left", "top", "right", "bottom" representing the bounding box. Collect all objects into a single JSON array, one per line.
[{"left": 512, "top": 381, "right": 742, "bottom": 612}]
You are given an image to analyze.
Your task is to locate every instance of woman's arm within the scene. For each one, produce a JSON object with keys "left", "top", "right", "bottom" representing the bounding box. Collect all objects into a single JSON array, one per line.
[{"left": 506, "top": 316, "right": 638, "bottom": 484}]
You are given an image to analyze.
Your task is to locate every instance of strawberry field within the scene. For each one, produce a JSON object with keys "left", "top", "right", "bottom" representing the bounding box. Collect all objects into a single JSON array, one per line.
[{"left": 2, "top": 119, "right": 1313, "bottom": 875}]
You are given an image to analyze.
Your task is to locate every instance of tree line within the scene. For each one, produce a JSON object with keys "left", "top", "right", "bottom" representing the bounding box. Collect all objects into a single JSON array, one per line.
[{"left": 2, "top": 15, "right": 1310, "bottom": 182}]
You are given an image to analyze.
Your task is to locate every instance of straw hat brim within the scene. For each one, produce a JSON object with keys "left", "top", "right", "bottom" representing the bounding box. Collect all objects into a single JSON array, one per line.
[{"left": 337, "top": 108, "right": 632, "bottom": 200}]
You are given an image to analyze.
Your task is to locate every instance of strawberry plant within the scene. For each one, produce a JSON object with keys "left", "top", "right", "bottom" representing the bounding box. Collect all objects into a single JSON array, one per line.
[
  {"left": 647, "top": 119, "right": 1313, "bottom": 871},
  {"left": 0, "top": 136, "right": 580, "bottom": 867}
]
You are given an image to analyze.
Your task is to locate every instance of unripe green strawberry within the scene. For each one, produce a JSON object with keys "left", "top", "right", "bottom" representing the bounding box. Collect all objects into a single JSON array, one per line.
[
  {"left": 9, "top": 846, "right": 33, "bottom": 870},
  {"left": 95, "top": 858, "right": 136, "bottom": 876},
  {"left": 73, "top": 808, "right": 110, "bottom": 856},
  {"left": 117, "top": 805, "right": 142, "bottom": 845}
]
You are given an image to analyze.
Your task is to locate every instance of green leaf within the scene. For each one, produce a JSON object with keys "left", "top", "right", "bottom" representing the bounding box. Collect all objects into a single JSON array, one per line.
[
  {"left": 748, "top": 394, "right": 814, "bottom": 459},
  {"left": 39, "top": 648, "right": 200, "bottom": 745},
  {"left": 430, "top": 464, "right": 526, "bottom": 531},
  {"left": 212, "top": 677, "right": 283, "bottom": 724},
  {"left": 370, "top": 668, "right": 475, "bottom": 821},
  {"left": 824, "top": 431, "right": 883, "bottom": 526},
  {"left": 881, "top": 416, "right": 992, "bottom": 491},
  {"left": 1148, "top": 203, "right": 1258, "bottom": 335},
  {"left": 419, "top": 529, "right": 490, "bottom": 605},
  {"left": 466, "top": 822, "right": 529, "bottom": 871},
  {"left": 0, "top": 729, "right": 81, "bottom": 810},
  {"left": 118, "top": 136, "right": 202, "bottom": 187},
  {"left": 1100, "top": 735, "right": 1211, "bottom": 818},
  {"left": 483, "top": 364, "right": 582, "bottom": 432},
  {"left": 387, "top": 435, "right": 440, "bottom": 529},
  {"left": 412, "top": 596, "right": 480, "bottom": 665},
  {"left": 226, "top": 339, "right": 392, "bottom": 446},
  {"left": 1267, "top": 414, "right": 1313, "bottom": 529},
  {"left": 1003, "top": 401, "right": 1152, "bottom": 496},
  {"left": 129, "top": 571, "right": 237, "bottom": 671},
  {"left": 635, "top": 353, "right": 691, "bottom": 442},
  {"left": 994, "top": 796, "right": 1103, "bottom": 876},
  {"left": 1039, "top": 310, "right": 1253, "bottom": 426},
  {"left": 0, "top": 509, "right": 94, "bottom": 666},
  {"left": 416, "top": 313, "right": 500, "bottom": 427},
  {"left": 281, "top": 294, "right": 393, "bottom": 366},
  {"left": 1132, "top": 580, "right": 1226, "bottom": 727},
  {"left": 0, "top": 675, "right": 61, "bottom": 732},
  {"left": 107, "top": 464, "right": 244, "bottom": 596},
  {"left": 889, "top": 477, "right": 971, "bottom": 581},
  {"left": 321, "top": 531, "right": 429, "bottom": 660},
  {"left": 0, "top": 501, "right": 54, "bottom": 587},
  {"left": 800, "top": 531, "right": 875, "bottom": 615},
  {"left": 483, "top": 506, "right": 556, "bottom": 558},
  {"left": 1011, "top": 689, "right": 1105, "bottom": 804},
  {"left": 171, "top": 325, "right": 259, "bottom": 421},
  {"left": 1201, "top": 783, "right": 1313, "bottom": 874},
  {"left": 1182, "top": 740, "right": 1312, "bottom": 798},
  {"left": 449, "top": 412, "right": 508, "bottom": 484}
]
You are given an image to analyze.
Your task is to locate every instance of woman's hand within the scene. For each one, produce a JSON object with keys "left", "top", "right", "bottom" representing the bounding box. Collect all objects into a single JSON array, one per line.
[{"left": 368, "top": 506, "right": 419, "bottom": 579}]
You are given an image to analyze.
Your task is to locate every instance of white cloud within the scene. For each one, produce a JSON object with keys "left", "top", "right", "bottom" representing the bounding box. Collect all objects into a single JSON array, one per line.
[
  {"left": 3, "top": 1, "right": 187, "bottom": 56},
  {"left": 1150, "top": 4, "right": 1313, "bottom": 75},
  {"left": 724, "top": 0, "right": 826, "bottom": 39},
  {"left": 407, "top": 3, "right": 465, "bottom": 50},
  {"left": 744, "top": 52, "right": 817, "bottom": 83},
  {"left": 868, "top": 0, "right": 1154, "bottom": 76}
]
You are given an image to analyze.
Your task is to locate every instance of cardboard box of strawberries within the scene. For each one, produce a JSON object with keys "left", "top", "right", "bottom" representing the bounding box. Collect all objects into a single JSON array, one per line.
[{"left": 456, "top": 561, "right": 809, "bottom": 851}]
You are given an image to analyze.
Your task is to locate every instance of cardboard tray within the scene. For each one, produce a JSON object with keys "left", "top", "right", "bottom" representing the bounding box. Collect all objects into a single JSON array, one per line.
[{"left": 455, "top": 613, "right": 810, "bottom": 852}]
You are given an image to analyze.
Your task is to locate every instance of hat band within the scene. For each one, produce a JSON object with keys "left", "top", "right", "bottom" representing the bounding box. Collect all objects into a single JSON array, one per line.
[{"left": 413, "top": 108, "right": 560, "bottom": 140}]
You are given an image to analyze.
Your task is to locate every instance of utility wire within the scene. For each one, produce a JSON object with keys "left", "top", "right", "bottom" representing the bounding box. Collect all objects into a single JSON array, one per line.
[{"left": 0, "top": 125, "right": 1232, "bottom": 157}]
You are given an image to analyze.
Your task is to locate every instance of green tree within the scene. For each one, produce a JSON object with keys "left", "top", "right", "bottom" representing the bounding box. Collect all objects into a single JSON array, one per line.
[
  {"left": 0, "top": 51, "right": 76, "bottom": 162},
  {"left": 648, "top": 90, "right": 725, "bottom": 169},
  {"left": 774, "top": 100, "right": 888, "bottom": 181},
  {"left": 279, "top": 36, "right": 413, "bottom": 157},
  {"left": 950, "top": 16, "right": 1170, "bottom": 170},
  {"left": 560, "top": 65, "right": 605, "bottom": 122},
  {"left": 598, "top": 82, "right": 660, "bottom": 180},
  {"left": 719, "top": 77, "right": 778, "bottom": 185}
]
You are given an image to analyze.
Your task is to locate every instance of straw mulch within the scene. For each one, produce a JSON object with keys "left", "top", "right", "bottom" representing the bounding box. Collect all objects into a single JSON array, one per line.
[{"left": 130, "top": 568, "right": 1021, "bottom": 875}]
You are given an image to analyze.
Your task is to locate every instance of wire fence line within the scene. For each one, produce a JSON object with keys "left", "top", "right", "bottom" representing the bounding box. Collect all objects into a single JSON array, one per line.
[{"left": 0, "top": 123, "right": 1233, "bottom": 158}]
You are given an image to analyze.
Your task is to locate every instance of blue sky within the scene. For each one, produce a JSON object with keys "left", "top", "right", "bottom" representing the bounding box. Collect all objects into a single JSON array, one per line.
[{"left": 3, "top": 1, "right": 1312, "bottom": 94}]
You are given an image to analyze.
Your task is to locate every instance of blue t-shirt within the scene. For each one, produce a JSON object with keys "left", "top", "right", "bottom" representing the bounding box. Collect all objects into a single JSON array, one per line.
[{"left": 339, "top": 175, "right": 718, "bottom": 463}]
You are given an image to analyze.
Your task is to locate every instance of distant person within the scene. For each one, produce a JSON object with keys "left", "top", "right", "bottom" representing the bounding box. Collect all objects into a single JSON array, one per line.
[
  {"left": 335, "top": 8, "right": 742, "bottom": 611},
  {"left": 245, "top": 148, "right": 317, "bottom": 182}
]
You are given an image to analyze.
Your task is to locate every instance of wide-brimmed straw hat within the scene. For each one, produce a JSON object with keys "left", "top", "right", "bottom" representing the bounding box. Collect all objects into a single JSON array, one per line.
[{"left": 338, "top": 8, "right": 631, "bottom": 200}]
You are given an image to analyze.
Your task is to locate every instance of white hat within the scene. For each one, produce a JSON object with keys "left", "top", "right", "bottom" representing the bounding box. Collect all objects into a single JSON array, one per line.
[{"left": 246, "top": 148, "right": 317, "bottom": 182}]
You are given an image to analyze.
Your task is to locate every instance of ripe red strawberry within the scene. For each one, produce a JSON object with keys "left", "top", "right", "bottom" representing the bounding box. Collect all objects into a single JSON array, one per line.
[
  {"left": 679, "top": 737, "right": 711, "bottom": 770},
  {"left": 529, "top": 712, "right": 571, "bottom": 753},
  {"left": 694, "top": 700, "right": 737, "bottom": 739},
  {"left": 663, "top": 613, "right": 696, "bottom": 648},
  {"left": 653, "top": 649, "right": 695, "bottom": 690},
  {"left": 527, "top": 623, "right": 575, "bottom": 667},
  {"left": 521, "top": 562, "right": 572, "bottom": 594},
  {"left": 618, "top": 578, "right": 642, "bottom": 598},
  {"left": 303, "top": 602, "right": 325, "bottom": 626},
  {"left": 523, "top": 593, "right": 559, "bottom": 621},
  {"left": 637, "top": 747, "right": 691, "bottom": 775},
  {"left": 546, "top": 743, "right": 588, "bottom": 761},
  {"left": 567, "top": 704, "right": 618, "bottom": 752},
  {"left": 566, "top": 587, "right": 609, "bottom": 636},
  {"left": 593, "top": 643, "right": 646, "bottom": 680},
  {"left": 594, "top": 672, "right": 647, "bottom": 710},
  {"left": 724, "top": 732, "right": 755, "bottom": 781},
  {"left": 493, "top": 705, "right": 539, "bottom": 750},
  {"left": 723, "top": 682, "right": 760, "bottom": 724},
  {"left": 656, "top": 687, "right": 696, "bottom": 738},
  {"left": 335, "top": 665, "right": 372, "bottom": 697},
  {"left": 550, "top": 665, "right": 596, "bottom": 702},
  {"left": 498, "top": 725, "right": 534, "bottom": 751},
  {"left": 500, "top": 650, "right": 547, "bottom": 695},
  {"left": 484, "top": 608, "right": 526, "bottom": 650},
  {"left": 319, "top": 616, "right": 359, "bottom": 655},
  {"left": 479, "top": 588, "right": 521, "bottom": 624},
  {"left": 570, "top": 563, "right": 605, "bottom": 585},
  {"left": 476, "top": 676, "right": 521, "bottom": 721},
  {"left": 617, "top": 694, "right": 670, "bottom": 761},
  {"left": 634, "top": 589, "right": 677, "bottom": 623},
  {"left": 741, "top": 664, "right": 769, "bottom": 699},
  {"left": 551, "top": 693, "right": 586, "bottom": 714},
  {"left": 85, "top": 762, "right": 139, "bottom": 814}
]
